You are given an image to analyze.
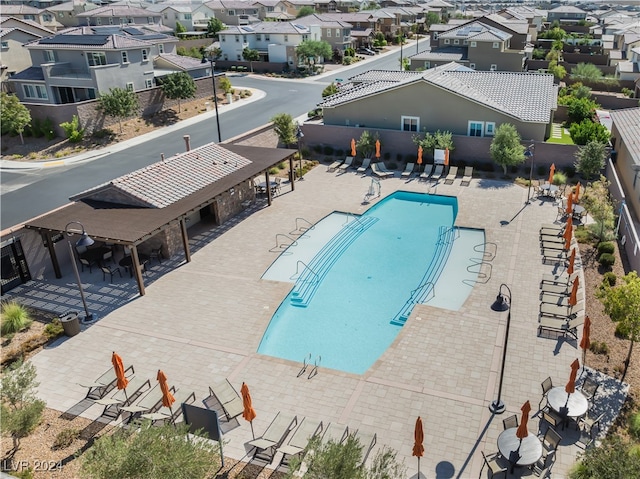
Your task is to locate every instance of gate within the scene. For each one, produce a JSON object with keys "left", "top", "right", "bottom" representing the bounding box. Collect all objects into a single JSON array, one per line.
[{"left": 1, "top": 238, "right": 31, "bottom": 294}]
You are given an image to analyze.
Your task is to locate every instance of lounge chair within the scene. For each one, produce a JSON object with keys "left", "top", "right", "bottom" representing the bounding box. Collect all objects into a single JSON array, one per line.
[
  {"left": 540, "top": 233, "right": 566, "bottom": 244},
  {"left": 541, "top": 272, "right": 578, "bottom": 286},
  {"left": 540, "top": 240, "right": 572, "bottom": 251},
  {"left": 93, "top": 376, "right": 152, "bottom": 419},
  {"left": 444, "top": 165, "right": 458, "bottom": 184},
  {"left": 541, "top": 223, "right": 564, "bottom": 231},
  {"left": 460, "top": 166, "right": 473, "bottom": 186},
  {"left": 352, "top": 429, "right": 377, "bottom": 467},
  {"left": 401, "top": 163, "right": 415, "bottom": 177},
  {"left": 371, "top": 162, "right": 393, "bottom": 179},
  {"left": 419, "top": 163, "right": 433, "bottom": 181},
  {"left": 321, "top": 423, "right": 350, "bottom": 444},
  {"left": 540, "top": 282, "right": 570, "bottom": 296},
  {"left": 542, "top": 248, "right": 571, "bottom": 265},
  {"left": 429, "top": 164, "right": 444, "bottom": 182},
  {"left": 277, "top": 418, "right": 324, "bottom": 468},
  {"left": 249, "top": 412, "right": 298, "bottom": 463},
  {"left": 339, "top": 156, "right": 354, "bottom": 171},
  {"left": 79, "top": 364, "right": 134, "bottom": 400},
  {"left": 327, "top": 157, "right": 348, "bottom": 172},
  {"left": 540, "top": 291, "right": 584, "bottom": 306},
  {"left": 205, "top": 379, "right": 244, "bottom": 421},
  {"left": 140, "top": 388, "right": 197, "bottom": 425},
  {"left": 540, "top": 302, "right": 583, "bottom": 319},
  {"left": 357, "top": 158, "right": 371, "bottom": 173},
  {"left": 120, "top": 383, "right": 171, "bottom": 422},
  {"left": 538, "top": 314, "right": 584, "bottom": 339}
]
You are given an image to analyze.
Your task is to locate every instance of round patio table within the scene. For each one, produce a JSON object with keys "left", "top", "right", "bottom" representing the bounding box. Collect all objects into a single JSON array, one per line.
[
  {"left": 497, "top": 427, "right": 542, "bottom": 473},
  {"left": 547, "top": 387, "right": 588, "bottom": 428},
  {"left": 540, "top": 184, "right": 559, "bottom": 197}
]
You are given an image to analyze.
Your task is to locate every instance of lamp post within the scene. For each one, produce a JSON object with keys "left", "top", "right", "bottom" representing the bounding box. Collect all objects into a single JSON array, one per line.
[
  {"left": 296, "top": 123, "right": 304, "bottom": 182},
  {"left": 207, "top": 53, "right": 222, "bottom": 143},
  {"left": 489, "top": 283, "right": 512, "bottom": 414},
  {"left": 65, "top": 221, "right": 95, "bottom": 323},
  {"left": 525, "top": 143, "right": 534, "bottom": 204},
  {"left": 399, "top": 31, "right": 404, "bottom": 71}
]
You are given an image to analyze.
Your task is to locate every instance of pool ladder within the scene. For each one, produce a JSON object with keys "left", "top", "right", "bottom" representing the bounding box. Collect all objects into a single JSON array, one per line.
[
  {"left": 290, "top": 217, "right": 314, "bottom": 237},
  {"left": 270, "top": 234, "right": 298, "bottom": 252},
  {"left": 298, "top": 353, "right": 321, "bottom": 379}
]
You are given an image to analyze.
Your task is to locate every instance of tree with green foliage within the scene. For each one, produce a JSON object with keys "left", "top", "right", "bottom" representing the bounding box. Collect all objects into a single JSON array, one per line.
[
  {"left": 373, "top": 32, "right": 387, "bottom": 47},
  {"left": 581, "top": 175, "right": 615, "bottom": 242},
  {"left": 218, "top": 76, "right": 233, "bottom": 95},
  {"left": 569, "top": 119, "right": 610, "bottom": 145},
  {"left": 489, "top": 123, "right": 525, "bottom": 175},
  {"left": 539, "top": 26, "right": 567, "bottom": 40},
  {"left": 565, "top": 96, "right": 599, "bottom": 124},
  {"left": 160, "top": 72, "right": 196, "bottom": 113},
  {"left": 357, "top": 130, "right": 378, "bottom": 158},
  {"left": 296, "top": 6, "right": 315, "bottom": 18},
  {"left": 96, "top": 87, "right": 139, "bottom": 134},
  {"left": 0, "top": 92, "right": 31, "bottom": 144},
  {"left": 570, "top": 62, "right": 604, "bottom": 82},
  {"left": 414, "top": 129, "right": 454, "bottom": 155},
  {"left": 569, "top": 436, "right": 640, "bottom": 478},
  {"left": 271, "top": 112, "right": 296, "bottom": 147},
  {"left": 0, "top": 360, "right": 45, "bottom": 451},
  {"left": 296, "top": 40, "right": 333, "bottom": 70},
  {"left": 400, "top": 57, "right": 410, "bottom": 70},
  {"left": 575, "top": 141, "right": 606, "bottom": 180},
  {"left": 175, "top": 21, "right": 186, "bottom": 34},
  {"left": 597, "top": 271, "right": 640, "bottom": 381},
  {"left": 60, "top": 115, "right": 85, "bottom": 143},
  {"left": 81, "top": 422, "right": 221, "bottom": 479},
  {"left": 570, "top": 82, "right": 592, "bottom": 99},
  {"left": 242, "top": 47, "right": 260, "bottom": 72},
  {"left": 425, "top": 12, "right": 440, "bottom": 29},
  {"left": 547, "top": 60, "right": 566, "bottom": 81},
  {"left": 322, "top": 82, "right": 339, "bottom": 98},
  {"left": 206, "top": 17, "right": 224, "bottom": 38}
]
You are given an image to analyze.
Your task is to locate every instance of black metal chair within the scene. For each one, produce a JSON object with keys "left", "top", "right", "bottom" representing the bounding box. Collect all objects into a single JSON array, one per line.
[
  {"left": 101, "top": 265, "right": 122, "bottom": 282},
  {"left": 149, "top": 247, "right": 164, "bottom": 265},
  {"left": 79, "top": 258, "right": 96, "bottom": 273},
  {"left": 502, "top": 414, "right": 518, "bottom": 430},
  {"left": 579, "top": 377, "right": 599, "bottom": 405},
  {"left": 479, "top": 450, "right": 507, "bottom": 478},
  {"left": 539, "top": 376, "right": 553, "bottom": 410}
]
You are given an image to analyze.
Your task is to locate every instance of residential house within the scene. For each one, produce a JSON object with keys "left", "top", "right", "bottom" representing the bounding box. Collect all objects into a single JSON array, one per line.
[
  {"left": 253, "top": 0, "right": 294, "bottom": 22},
  {"left": 145, "top": 5, "right": 195, "bottom": 32},
  {"left": 366, "top": 9, "right": 399, "bottom": 41},
  {"left": 314, "top": 12, "right": 378, "bottom": 48},
  {"left": 0, "top": 4, "right": 63, "bottom": 30},
  {"left": 191, "top": 3, "right": 218, "bottom": 32},
  {"left": 198, "top": 1, "right": 260, "bottom": 27},
  {"left": 8, "top": 26, "right": 180, "bottom": 104},
  {"left": 75, "top": 5, "right": 164, "bottom": 30},
  {"left": 43, "top": 0, "right": 98, "bottom": 29},
  {"left": 319, "top": 62, "right": 557, "bottom": 142},
  {"left": 312, "top": 0, "right": 337, "bottom": 14},
  {"left": 547, "top": 6, "right": 587, "bottom": 25},
  {"left": 609, "top": 107, "right": 640, "bottom": 221},
  {"left": 294, "top": 13, "right": 353, "bottom": 53},
  {"left": 616, "top": 46, "right": 640, "bottom": 82},
  {"left": 424, "top": 0, "right": 454, "bottom": 16},
  {"left": 281, "top": 0, "right": 316, "bottom": 18}
]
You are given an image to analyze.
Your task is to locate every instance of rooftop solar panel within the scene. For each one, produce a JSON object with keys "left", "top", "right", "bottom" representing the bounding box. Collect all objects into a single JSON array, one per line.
[
  {"left": 123, "top": 27, "right": 142, "bottom": 35},
  {"left": 40, "top": 34, "right": 109, "bottom": 45}
]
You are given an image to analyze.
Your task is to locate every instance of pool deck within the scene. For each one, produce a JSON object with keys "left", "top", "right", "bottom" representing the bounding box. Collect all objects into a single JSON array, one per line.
[{"left": 23, "top": 166, "right": 615, "bottom": 477}]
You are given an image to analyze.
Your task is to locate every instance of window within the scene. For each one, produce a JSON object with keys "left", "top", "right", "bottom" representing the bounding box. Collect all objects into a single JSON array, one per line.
[
  {"left": 470, "top": 41, "right": 477, "bottom": 47},
  {"left": 469, "top": 63, "right": 475, "bottom": 69},
  {"left": 336, "top": 28, "right": 340, "bottom": 37},
  {"left": 126, "top": 82, "right": 134, "bottom": 91},
  {"left": 184, "top": 14, "right": 192, "bottom": 20},
  {"left": 43, "top": 13, "right": 52, "bottom": 21},
  {"left": 424, "top": 61, "right": 430, "bottom": 68},
  {"left": 433, "top": 33, "right": 438, "bottom": 40},
  {"left": 22, "top": 84, "right": 48, "bottom": 99},
  {"left": 235, "top": 35, "right": 239, "bottom": 42},
  {"left": 444, "top": 38, "right": 450, "bottom": 44},
  {"left": 109, "top": 17, "right": 114, "bottom": 25},
  {"left": 243, "top": 35, "right": 247, "bottom": 42},
  {"left": 221, "top": 36, "right": 226, "bottom": 42},
  {"left": 228, "top": 9, "right": 235, "bottom": 16},
  {"left": 158, "top": 44, "right": 164, "bottom": 53},
  {"left": 142, "top": 49, "right": 148, "bottom": 61},
  {"left": 129, "top": 17, "right": 134, "bottom": 24},
  {"left": 485, "top": 122, "right": 495, "bottom": 136},
  {"left": 121, "top": 51, "right": 129, "bottom": 63},
  {"left": 1, "top": 41, "right": 8, "bottom": 49},
  {"left": 24, "top": 15, "right": 35, "bottom": 20},
  {"left": 327, "top": 29, "right": 331, "bottom": 37},
  {"left": 145, "top": 78, "right": 153, "bottom": 88},
  {"left": 490, "top": 64, "right": 497, "bottom": 71},
  {"left": 493, "top": 42, "right": 499, "bottom": 48},
  {"left": 96, "top": 18, "right": 101, "bottom": 25},
  {"left": 87, "top": 52, "right": 107, "bottom": 66},
  {"left": 164, "top": 13, "right": 168, "bottom": 19},
  {"left": 256, "top": 34, "right": 261, "bottom": 41},
  {"left": 44, "top": 50, "right": 55, "bottom": 62},
  {"left": 149, "top": 16, "right": 154, "bottom": 24},
  {"left": 401, "top": 116, "right": 419, "bottom": 132},
  {"left": 453, "top": 39, "right": 459, "bottom": 45},
  {"left": 284, "top": 35, "right": 288, "bottom": 41},
  {"left": 468, "top": 121, "right": 483, "bottom": 137},
  {"left": 265, "top": 34, "right": 269, "bottom": 41}
]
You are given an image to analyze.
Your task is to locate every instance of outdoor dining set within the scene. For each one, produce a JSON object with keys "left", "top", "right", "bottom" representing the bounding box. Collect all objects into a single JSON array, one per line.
[{"left": 75, "top": 242, "right": 163, "bottom": 282}]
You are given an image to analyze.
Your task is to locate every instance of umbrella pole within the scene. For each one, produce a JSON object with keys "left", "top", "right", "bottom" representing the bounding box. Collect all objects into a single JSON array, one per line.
[
  {"left": 417, "top": 457, "right": 420, "bottom": 478},
  {"left": 250, "top": 420, "right": 255, "bottom": 439}
]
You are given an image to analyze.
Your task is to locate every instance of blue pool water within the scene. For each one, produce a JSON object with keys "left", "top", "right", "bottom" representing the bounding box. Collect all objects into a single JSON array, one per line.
[{"left": 258, "top": 191, "right": 484, "bottom": 374}]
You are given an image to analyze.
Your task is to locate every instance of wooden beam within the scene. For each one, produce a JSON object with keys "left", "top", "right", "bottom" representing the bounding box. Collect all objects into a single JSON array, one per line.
[
  {"left": 130, "top": 246, "right": 146, "bottom": 296},
  {"left": 265, "top": 170, "right": 272, "bottom": 206},
  {"left": 43, "top": 231, "right": 62, "bottom": 279},
  {"left": 180, "top": 219, "right": 191, "bottom": 263},
  {"left": 290, "top": 156, "right": 295, "bottom": 191}
]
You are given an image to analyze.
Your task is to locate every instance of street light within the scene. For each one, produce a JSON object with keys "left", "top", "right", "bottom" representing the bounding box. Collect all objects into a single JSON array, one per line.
[
  {"left": 399, "top": 31, "right": 404, "bottom": 71},
  {"left": 489, "top": 283, "right": 512, "bottom": 414},
  {"left": 525, "top": 143, "right": 534, "bottom": 204},
  {"left": 296, "top": 123, "right": 304, "bottom": 181},
  {"left": 65, "top": 221, "right": 95, "bottom": 323},
  {"left": 206, "top": 53, "right": 222, "bottom": 143}
]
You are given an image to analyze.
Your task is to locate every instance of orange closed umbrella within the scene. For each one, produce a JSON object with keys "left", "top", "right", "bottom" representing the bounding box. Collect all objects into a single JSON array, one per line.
[
  {"left": 580, "top": 316, "right": 591, "bottom": 363},
  {"left": 569, "top": 275, "right": 579, "bottom": 307},
  {"left": 417, "top": 146, "right": 423, "bottom": 165},
  {"left": 564, "top": 231, "right": 572, "bottom": 251},
  {"left": 375, "top": 139, "right": 381, "bottom": 159},
  {"left": 444, "top": 148, "right": 450, "bottom": 166},
  {"left": 567, "top": 248, "right": 576, "bottom": 275},
  {"left": 548, "top": 163, "right": 556, "bottom": 184},
  {"left": 351, "top": 138, "right": 356, "bottom": 157},
  {"left": 241, "top": 382, "right": 257, "bottom": 438},
  {"left": 575, "top": 182, "right": 581, "bottom": 202},
  {"left": 157, "top": 369, "right": 175, "bottom": 409},
  {"left": 112, "top": 352, "right": 129, "bottom": 391},
  {"left": 412, "top": 416, "right": 424, "bottom": 476},
  {"left": 516, "top": 400, "right": 531, "bottom": 440},
  {"left": 566, "top": 192, "right": 573, "bottom": 216},
  {"left": 566, "top": 358, "right": 580, "bottom": 394}
]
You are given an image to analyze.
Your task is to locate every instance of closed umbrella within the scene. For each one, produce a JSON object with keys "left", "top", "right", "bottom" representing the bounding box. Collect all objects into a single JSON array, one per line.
[
  {"left": 575, "top": 182, "right": 581, "bottom": 202},
  {"left": 241, "top": 382, "right": 257, "bottom": 439},
  {"left": 566, "top": 192, "right": 573, "bottom": 216},
  {"left": 112, "top": 352, "right": 129, "bottom": 401},
  {"left": 567, "top": 248, "right": 576, "bottom": 275},
  {"left": 566, "top": 359, "right": 580, "bottom": 394},
  {"left": 516, "top": 401, "right": 531, "bottom": 441},
  {"left": 375, "top": 139, "right": 381, "bottom": 159},
  {"left": 548, "top": 163, "right": 556, "bottom": 184},
  {"left": 569, "top": 276, "right": 580, "bottom": 307},
  {"left": 157, "top": 369, "right": 175, "bottom": 409},
  {"left": 351, "top": 138, "right": 356, "bottom": 157},
  {"left": 444, "top": 148, "right": 450, "bottom": 166},
  {"left": 412, "top": 416, "right": 424, "bottom": 477},
  {"left": 580, "top": 315, "right": 591, "bottom": 364},
  {"left": 417, "top": 146, "right": 423, "bottom": 165},
  {"left": 564, "top": 229, "right": 572, "bottom": 251}
]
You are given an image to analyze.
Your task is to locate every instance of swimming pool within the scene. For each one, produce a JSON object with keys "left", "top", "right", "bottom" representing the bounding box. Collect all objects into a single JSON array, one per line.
[{"left": 258, "top": 191, "right": 485, "bottom": 374}]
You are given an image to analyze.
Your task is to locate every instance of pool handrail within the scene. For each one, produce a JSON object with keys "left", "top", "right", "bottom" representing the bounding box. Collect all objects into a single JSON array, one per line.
[
  {"left": 342, "top": 211, "right": 364, "bottom": 227},
  {"left": 272, "top": 234, "right": 299, "bottom": 252},
  {"left": 474, "top": 241, "right": 497, "bottom": 261},
  {"left": 291, "top": 217, "right": 315, "bottom": 237},
  {"left": 295, "top": 260, "right": 319, "bottom": 280}
]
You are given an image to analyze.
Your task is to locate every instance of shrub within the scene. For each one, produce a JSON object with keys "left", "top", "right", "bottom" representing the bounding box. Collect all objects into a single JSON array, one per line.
[
  {"left": 383, "top": 152, "right": 390, "bottom": 160},
  {"left": 335, "top": 149, "right": 344, "bottom": 158},
  {"left": 44, "top": 319, "right": 64, "bottom": 339},
  {"left": 312, "top": 144, "right": 322, "bottom": 154},
  {"left": 589, "top": 341, "right": 609, "bottom": 355},
  {"left": 615, "top": 321, "right": 631, "bottom": 339},
  {"left": 630, "top": 413, "right": 640, "bottom": 440},
  {"left": 597, "top": 242, "right": 615, "bottom": 255},
  {"left": 268, "top": 167, "right": 279, "bottom": 175},
  {"left": 396, "top": 153, "right": 403, "bottom": 162},
  {"left": 602, "top": 272, "right": 617, "bottom": 287},
  {"left": 59, "top": 115, "right": 84, "bottom": 143},
  {"left": 1, "top": 301, "right": 32, "bottom": 335},
  {"left": 552, "top": 171, "right": 567, "bottom": 185},
  {"left": 277, "top": 161, "right": 286, "bottom": 170},
  {"left": 387, "top": 161, "right": 398, "bottom": 169},
  {"left": 53, "top": 428, "right": 80, "bottom": 450},
  {"left": 599, "top": 252, "right": 615, "bottom": 268},
  {"left": 565, "top": 166, "right": 576, "bottom": 178},
  {"left": 323, "top": 145, "right": 334, "bottom": 155}
]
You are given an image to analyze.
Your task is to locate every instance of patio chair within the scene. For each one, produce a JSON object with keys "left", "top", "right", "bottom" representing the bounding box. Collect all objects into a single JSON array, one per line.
[
  {"left": 371, "top": 162, "right": 393, "bottom": 179},
  {"left": 539, "top": 302, "right": 583, "bottom": 320},
  {"left": 141, "top": 388, "right": 196, "bottom": 425},
  {"left": 541, "top": 406, "right": 563, "bottom": 431},
  {"left": 271, "top": 177, "right": 283, "bottom": 195},
  {"left": 540, "top": 240, "right": 572, "bottom": 252},
  {"left": 93, "top": 376, "right": 152, "bottom": 419},
  {"left": 579, "top": 377, "right": 599, "bottom": 405},
  {"left": 339, "top": 156, "right": 354, "bottom": 171},
  {"left": 101, "top": 265, "right": 122, "bottom": 282},
  {"left": 461, "top": 166, "right": 473, "bottom": 186},
  {"left": 541, "top": 427, "right": 562, "bottom": 456},
  {"left": 79, "top": 257, "right": 96, "bottom": 273},
  {"left": 328, "top": 157, "right": 347, "bottom": 172},
  {"left": 540, "top": 282, "right": 570, "bottom": 296},
  {"left": 540, "top": 291, "right": 584, "bottom": 306},
  {"left": 556, "top": 206, "right": 568, "bottom": 222},
  {"left": 79, "top": 364, "right": 134, "bottom": 400},
  {"left": 531, "top": 452, "right": 551, "bottom": 478},
  {"left": 149, "top": 246, "right": 164, "bottom": 264},
  {"left": 205, "top": 379, "right": 244, "bottom": 421},
  {"left": 102, "top": 249, "right": 114, "bottom": 265},
  {"left": 539, "top": 377, "right": 553, "bottom": 410},
  {"left": 479, "top": 450, "right": 508, "bottom": 478},
  {"left": 502, "top": 414, "right": 518, "bottom": 430},
  {"left": 444, "top": 165, "right": 459, "bottom": 184},
  {"left": 429, "top": 164, "right": 444, "bottom": 182},
  {"left": 352, "top": 429, "right": 377, "bottom": 467},
  {"left": 401, "top": 162, "right": 415, "bottom": 177},
  {"left": 542, "top": 248, "right": 570, "bottom": 265},
  {"left": 577, "top": 410, "right": 605, "bottom": 443},
  {"left": 321, "top": 423, "right": 350, "bottom": 444},
  {"left": 120, "top": 383, "right": 168, "bottom": 422},
  {"left": 249, "top": 412, "right": 298, "bottom": 463},
  {"left": 541, "top": 272, "right": 578, "bottom": 287},
  {"left": 539, "top": 233, "right": 566, "bottom": 244},
  {"left": 277, "top": 418, "right": 324, "bottom": 468},
  {"left": 357, "top": 158, "right": 371, "bottom": 173},
  {"left": 419, "top": 163, "right": 433, "bottom": 180}
]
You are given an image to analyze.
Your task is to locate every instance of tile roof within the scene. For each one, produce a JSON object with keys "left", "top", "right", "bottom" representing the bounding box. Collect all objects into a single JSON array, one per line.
[
  {"left": 610, "top": 107, "right": 640, "bottom": 164},
  {"left": 0, "top": 16, "right": 55, "bottom": 35},
  {"left": 549, "top": 6, "right": 586, "bottom": 14},
  {"left": 413, "top": 48, "right": 467, "bottom": 62},
  {"left": 0, "top": 5, "right": 42, "bottom": 15},
  {"left": 29, "top": 33, "right": 153, "bottom": 49},
  {"left": 76, "top": 5, "right": 156, "bottom": 17},
  {"left": 439, "top": 21, "right": 511, "bottom": 42},
  {"left": 294, "top": 14, "right": 353, "bottom": 28},
  {"left": 0, "top": 27, "right": 41, "bottom": 39},
  {"left": 8, "top": 66, "right": 45, "bottom": 81},
  {"left": 319, "top": 63, "right": 557, "bottom": 123},
  {"left": 155, "top": 53, "right": 205, "bottom": 70}
]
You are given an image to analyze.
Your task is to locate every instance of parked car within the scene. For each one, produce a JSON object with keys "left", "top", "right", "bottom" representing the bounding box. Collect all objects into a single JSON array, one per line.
[{"left": 357, "top": 47, "right": 376, "bottom": 56}]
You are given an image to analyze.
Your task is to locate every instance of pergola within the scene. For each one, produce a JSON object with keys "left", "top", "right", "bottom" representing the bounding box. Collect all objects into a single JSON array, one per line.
[{"left": 24, "top": 144, "right": 296, "bottom": 295}]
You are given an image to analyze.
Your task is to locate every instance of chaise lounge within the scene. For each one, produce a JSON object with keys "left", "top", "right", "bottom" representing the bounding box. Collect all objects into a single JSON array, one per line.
[
  {"left": 460, "top": 166, "right": 474, "bottom": 186},
  {"left": 249, "top": 412, "right": 298, "bottom": 464},
  {"left": 357, "top": 158, "right": 371, "bottom": 173},
  {"left": 205, "top": 379, "right": 244, "bottom": 422},
  {"left": 371, "top": 162, "right": 393, "bottom": 179},
  {"left": 277, "top": 417, "right": 324, "bottom": 468},
  {"left": 444, "top": 166, "right": 458, "bottom": 184},
  {"left": 79, "top": 364, "right": 134, "bottom": 400}
]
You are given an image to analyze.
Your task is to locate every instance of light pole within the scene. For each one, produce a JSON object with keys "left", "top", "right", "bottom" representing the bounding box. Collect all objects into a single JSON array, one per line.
[
  {"left": 525, "top": 143, "right": 534, "bottom": 203},
  {"left": 489, "top": 283, "right": 512, "bottom": 414},
  {"left": 65, "top": 221, "right": 95, "bottom": 323},
  {"left": 399, "top": 31, "right": 404, "bottom": 71},
  {"left": 207, "top": 53, "right": 222, "bottom": 143},
  {"left": 296, "top": 123, "right": 304, "bottom": 182}
]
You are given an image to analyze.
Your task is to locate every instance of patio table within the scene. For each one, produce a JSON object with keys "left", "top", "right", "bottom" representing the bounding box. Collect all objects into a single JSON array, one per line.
[
  {"left": 119, "top": 254, "right": 150, "bottom": 278},
  {"left": 540, "top": 184, "right": 559, "bottom": 197},
  {"left": 497, "top": 427, "right": 543, "bottom": 473},
  {"left": 547, "top": 387, "right": 589, "bottom": 429}
]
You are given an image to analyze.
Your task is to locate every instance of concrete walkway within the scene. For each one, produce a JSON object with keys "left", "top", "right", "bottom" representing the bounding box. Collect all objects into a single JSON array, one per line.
[{"left": 10, "top": 166, "right": 628, "bottom": 478}]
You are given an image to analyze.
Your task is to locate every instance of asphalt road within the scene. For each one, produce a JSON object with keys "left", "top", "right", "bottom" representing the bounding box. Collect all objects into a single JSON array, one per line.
[{"left": 0, "top": 40, "right": 423, "bottom": 230}]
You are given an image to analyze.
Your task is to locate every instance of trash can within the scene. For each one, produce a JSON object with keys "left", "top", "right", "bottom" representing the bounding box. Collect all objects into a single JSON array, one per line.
[{"left": 60, "top": 312, "right": 80, "bottom": 337}]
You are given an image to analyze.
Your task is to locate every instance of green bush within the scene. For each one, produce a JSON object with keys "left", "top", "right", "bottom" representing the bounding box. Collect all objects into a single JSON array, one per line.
[
  {"left": 599, "top": 252, "right": 615, "bottom": 268},
  {"left": 383, "top": 152, "right": 390, "bottom": 160},
  {"left": 53, "top": 428, "right": 80, "bottom": 450},
  {"left": 1, "top": 301, "right": 32, "bottom": 335},
  {"left": 42, "top": 118, "right": 55, "bottom": 140},
  {"left": 552, "top": 171, "right": 567, "bottom": 185},
  {"left": 602, "top": 272, "right": 617, "bottom": 287},
  {"left": 277, "top": 161, "right": 286, "bottom": 170},
  {"left": 312, "top": 144, "right": 322, "bottom": 154},
  {"left": 335, "top": 149, "right": 344, "bottom": 158},
  {"left": 59, "top": 115, "right": 84, "bottom": 143},
  {"left": 44, "top": 319, "right": 64, "bottom": 339},
  {"left": 615, "top": 321, "right": 631, "bottom": 339},
  {"left": 565, "top": 166, "right": 576, "bottom": 178},
  {"left": 574, "top": 227, "right": 592, "bottom": 243},
  {"left": 387, "top": 161, "right": 398, "bottom": 169},
  {"left": 597, "top": 242, "right": 615, "bottom": 255},
  {"left": 268, "top": 167, "right": 279, "bottom": 175},
  {"left": 589, "top": 341, "right": 609, "bottom": 355},
  {"left": 630, "top": 413, "right": 640, "bottom": 440}
]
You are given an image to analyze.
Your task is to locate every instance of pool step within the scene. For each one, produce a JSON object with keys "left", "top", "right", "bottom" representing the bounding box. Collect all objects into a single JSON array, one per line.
[
  {"left": 390, "top": 226, "right": 457, "bottom": 326},
  {"left": 291, "top": 216, "right": 379, "bottom": 307}
]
